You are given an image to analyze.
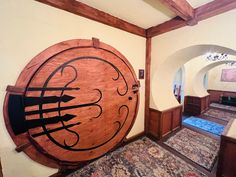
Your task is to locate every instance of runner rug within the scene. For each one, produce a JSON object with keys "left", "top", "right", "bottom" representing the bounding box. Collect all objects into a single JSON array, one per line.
[
  {"left": 210, "top": 103, "right": 236, "bottom": 112},
  {"left": 67, "top": 137, "right": 206, "bottom": 177},
  {"left": 183, "top": 116, "right": 225, "bottom": 135},
  {"left": 164, "top": 128, "right": 220, "bottom": 171},
  {"left": 203, "top": 108, "right": 236, "bottom": 122}
]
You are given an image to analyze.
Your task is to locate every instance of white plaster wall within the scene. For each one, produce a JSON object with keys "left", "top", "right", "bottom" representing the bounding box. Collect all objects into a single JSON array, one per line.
[
  {"left": 185, "top": 56, "right": 236, "bottom": 96},
  {"left": 184, "top": 57, "right": 208, "bottom": 96},
  {"left": 193, "top": 60, "right": 236, "bottom": 96},
  {"left": 0, "top": 0, "right": 146, "bottom": 176},
  {"left": 151, "top": 9, "right": 236, "bottom": 111}
]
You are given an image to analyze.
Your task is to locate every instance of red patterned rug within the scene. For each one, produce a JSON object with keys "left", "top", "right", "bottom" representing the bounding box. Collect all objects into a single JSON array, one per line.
[
  {"left": 210, "top": 103, "right": 236, "bottom": 112},
  {"left": 67, "top": 137, "right": 207, "bottom": 177},
  {"left": 164, "top": 128, "right": 220, "bottom": 171},
  {"left": 203, "top": 108, "right": 236, "bottom": 122}
]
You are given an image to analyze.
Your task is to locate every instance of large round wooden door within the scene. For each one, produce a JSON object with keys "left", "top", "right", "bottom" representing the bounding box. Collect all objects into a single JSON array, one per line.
[{"left": 4, "top": 38, "right": 139, "bottom": 167}]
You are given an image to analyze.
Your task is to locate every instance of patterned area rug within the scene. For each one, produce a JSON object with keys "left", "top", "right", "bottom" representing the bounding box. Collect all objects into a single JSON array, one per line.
[
  {"left": 210, "top": 103, "right": 236, "bottom": 112},
  {"left": 67, "top": 137, "right": 207, "bottom": 177},
  {"left": 183, "top": 116, "right": 225, "bottom": 135},
  {"left": 164, "top": 128, "right": 220, "bottom": 171},
  {"left": 203, "top": 108, "right": 236, "bottom": 122}
]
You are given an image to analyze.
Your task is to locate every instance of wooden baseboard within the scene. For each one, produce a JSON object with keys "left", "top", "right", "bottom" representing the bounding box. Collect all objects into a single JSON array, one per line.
[
  {"left": 0, "top": 159, "right": 3, "bottom": 177},
  {"left": 123, "top": 131, "right": 145, "bottom": 144}
]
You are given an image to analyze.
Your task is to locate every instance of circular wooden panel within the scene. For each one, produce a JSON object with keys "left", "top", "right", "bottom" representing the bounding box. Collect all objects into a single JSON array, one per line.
[{"left": 4, "top": 39, "right": 139, "bottom": 167}]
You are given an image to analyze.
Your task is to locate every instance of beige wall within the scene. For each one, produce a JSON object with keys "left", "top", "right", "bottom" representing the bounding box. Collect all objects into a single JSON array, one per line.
[
  {"left": 185, "top": 56, "right": 236, "bottom": 97},
  {"left": 208, "top": 64, "right": 236, "bottom": 92},
  {"left": 184, "top": 57, "right": 208, "bottom": 97},
  {"left": 0, "top": 0, "right": 146, "bottom": 176},
  {"left": 151, "top": 9, "right": 236, "bottom": 111}
]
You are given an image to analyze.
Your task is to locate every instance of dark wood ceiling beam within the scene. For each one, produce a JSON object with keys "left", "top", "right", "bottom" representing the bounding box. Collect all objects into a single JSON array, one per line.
[
  {"left": 147, "top": 0, "right": 236, "bottom": 38},
  {"left": 146, "top": 17, "right": 186, "bottom": 37},
  {"left": 195, "top": 0, "right": 236, "bottom": 21},
  {"left": 158, "top": 0, "right": 194, "bottom": 21},
  {"left": 35, "top": 0, "right": 146, "bottom": 37}
]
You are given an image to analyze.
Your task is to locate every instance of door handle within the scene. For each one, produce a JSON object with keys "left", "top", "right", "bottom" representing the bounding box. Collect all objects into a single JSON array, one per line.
[{"left": 132, "top": 81, "right": 140, "bottom": 93}]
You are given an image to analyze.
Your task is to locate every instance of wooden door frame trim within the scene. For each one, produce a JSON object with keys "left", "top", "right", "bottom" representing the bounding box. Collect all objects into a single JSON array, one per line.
[{"left": 145, "top": 38, "right": 151, "bottom": 134}]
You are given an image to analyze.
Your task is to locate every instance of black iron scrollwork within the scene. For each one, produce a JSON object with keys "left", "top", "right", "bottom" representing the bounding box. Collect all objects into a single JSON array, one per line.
[{"left": 9, "top": 56, "right": 130, "bottom": 151}]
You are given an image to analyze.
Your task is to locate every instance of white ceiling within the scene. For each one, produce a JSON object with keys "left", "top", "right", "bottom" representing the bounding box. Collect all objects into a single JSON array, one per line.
[{"left": 78, "top": 0, "right": 213, "bottom": 29}]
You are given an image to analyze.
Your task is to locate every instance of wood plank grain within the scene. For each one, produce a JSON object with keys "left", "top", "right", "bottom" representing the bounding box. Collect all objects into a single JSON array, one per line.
[
  {"left": 145, "top": 38, "right": 151, "bottom": 133},
  {"left": 4, "top": 38, "right": 139, "bottom": 168},
  {"left": 148, "top": 105, "right": 182, "bottom": 140},
  {"left": 158, "top": 0, "right": 194, "bottom": 21},
  {"left": 195, "top": 0, "right": 236, "bottom": 21},
  {"left": 146, "top": 16, "right": 187, "bottom": 38},
  {"left": 35, "top": 0, "right": 146, "bottom": 37}
]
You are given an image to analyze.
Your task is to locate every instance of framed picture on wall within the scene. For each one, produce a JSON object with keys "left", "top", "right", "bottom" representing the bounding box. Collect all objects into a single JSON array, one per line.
[{"left": 221, "top": 69, "right": 236, "bottom": 82}]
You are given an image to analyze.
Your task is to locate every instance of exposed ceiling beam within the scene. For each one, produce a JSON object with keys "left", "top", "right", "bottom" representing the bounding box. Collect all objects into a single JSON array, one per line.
[
  {"left": 195, "top": 0, "right": 236, "bottom": 21},
  {"left": 147, "top": 17, "right": 186, "bottom": 37},
  {"left": 147, "top": 0, "right": 236, "bottom": 38},
  {"left": 35, "top": 0, "right": 146, "bottom": 37},
  {"left": 158, "top": 0, "right": 194, "bottom": 21}
]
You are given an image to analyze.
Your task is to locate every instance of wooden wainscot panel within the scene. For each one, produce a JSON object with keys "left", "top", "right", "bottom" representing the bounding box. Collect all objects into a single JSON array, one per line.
[
  {"left": 161, "top": 111, "right": 172, "bottom": 136},
  {"left": 208, "top": 89, "right": 236, "bottom": 103},
  {"left": 172, "top": 106, "right": 182, "bottom": 131},
  {"left": 184, "top": 95, "right": 209, "bottom": 116},
  {"left": 217, "top": 119, "right": 236, "bottom": 177},
  {"left": 148, "top": 108, "right": 160, "bottom": 139},
  {"left": 200, "top": 95, "right": 210, "bottom": 112},
  {"left": 148, "top": 105, "right": 182, "bottom": 140}
]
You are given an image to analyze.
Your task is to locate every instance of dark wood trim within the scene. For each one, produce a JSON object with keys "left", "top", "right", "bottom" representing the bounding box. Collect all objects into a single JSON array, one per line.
[
  {"left": 184, "top": 95, "right": 210, "bottom": 116},
  {"left": 49, "top": 170, "right": 63, "bottom": 177},
  {"left": 0, "top": 159, "right": 3, "bottom": 177},
  {"left": 222, "top": 118, "right": 234, "bottom": 136},
  {"left": 148, "top": 105, "right": 182, "bottom": 140},
  {"left": 147, "top": 0, "right": 236, "bottom": 37},
  {"left": 195, "top": 0, "right": 236, "bottom": 21},
  {"left": 145, "top": 37, "right": 151, "bottom": 134},
  {"left": 221, "top": 119, "right": 236, "bottom": 144},
  {"left": 146, "top": 16, "right": 186, "bottom": 38},
  {"left": 158, "top": 0, "right": 194, "bottom": 21},
  {"left": 15, "top": 142, "right": 32, "bottom": 153},
  {"left": 6, "top": 85, "right": 24, "bottom": 94},
  {"left": 150, "top": 104, "right": 183, "bottom": 113},
  {"left": 35, "top": 0, "right": 146, "bottom": 37},
  {"left": 208, "top": 89, "right": 236, "bottom": 104},
  {"left": 123, "top": 131, "right": 145, "bottom": 145},
  {"left": 92, "top": 37, "right": 100, "bottom": 48},
  {"left": 208, "top": 89, "right": 236, "bottom": 95},
  {"left": 217, "top": 119, "right": 236, "bottom": 177}
]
